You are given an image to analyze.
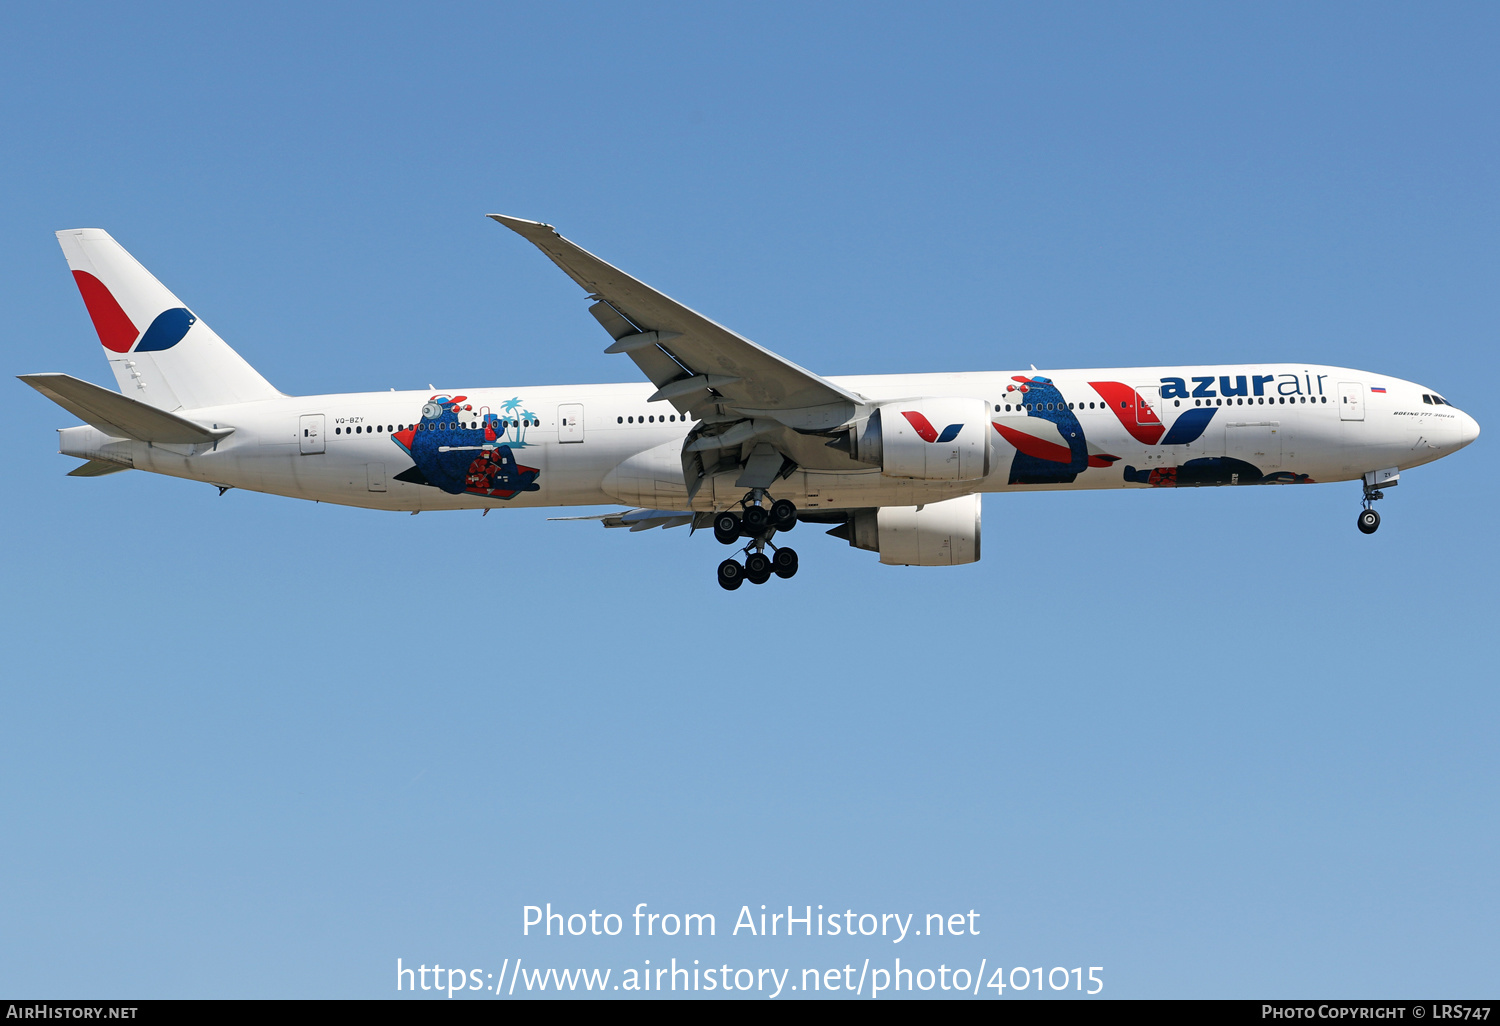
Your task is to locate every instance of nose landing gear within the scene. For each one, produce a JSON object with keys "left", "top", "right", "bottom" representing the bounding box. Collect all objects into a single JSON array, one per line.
[
  {"left": 714, "top": 493, "right": 801, "bottom": 589},
  {"left": 1357, "top": 472, "right": 1391, "bottom": 535}
]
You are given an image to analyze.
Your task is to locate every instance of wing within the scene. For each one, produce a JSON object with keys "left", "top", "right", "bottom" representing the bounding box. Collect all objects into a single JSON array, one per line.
[
  {"left": 489, "top": 216, "right": 872, "bottom": 496},
  {"left": 489, "top": 215, "right": 863, "bottom": 414}
]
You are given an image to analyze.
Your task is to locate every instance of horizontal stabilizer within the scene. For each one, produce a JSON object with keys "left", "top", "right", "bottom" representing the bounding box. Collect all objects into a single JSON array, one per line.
[
  {"left": 66, "top": 458, "right": 132, "bottom": 477},
  {"left": 19, "top": 373, "right": 232, "bottom": 444},
  {"left": 550, "top": 508, "right": 699, "bottom": 531}
]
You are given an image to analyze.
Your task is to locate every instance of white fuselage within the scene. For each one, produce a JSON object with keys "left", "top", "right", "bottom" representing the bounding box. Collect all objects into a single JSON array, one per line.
[{"left": 58, "top": 363, "right": 1479, "bottom": 513}]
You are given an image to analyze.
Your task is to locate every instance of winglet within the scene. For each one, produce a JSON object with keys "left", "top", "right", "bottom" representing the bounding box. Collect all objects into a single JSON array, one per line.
[{"left": 488, "top": 214, "right": 554, "bottom": 236}]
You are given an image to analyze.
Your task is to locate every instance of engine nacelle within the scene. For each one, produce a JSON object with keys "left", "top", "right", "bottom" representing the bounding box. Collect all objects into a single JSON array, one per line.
[
  {"left": 849, "top": 399, "right": 992, "bottom": 482},
  {"left": 839, "top": 493, "right": 982, "bottom": 566}
]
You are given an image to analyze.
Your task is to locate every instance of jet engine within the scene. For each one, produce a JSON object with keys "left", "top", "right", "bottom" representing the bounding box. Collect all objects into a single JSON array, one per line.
[
  {"left": 844, "top": 399, "right": 992, "bottom": 482},
  {"left": 833, "top": 493, "right": 982, "bottom": 565}
]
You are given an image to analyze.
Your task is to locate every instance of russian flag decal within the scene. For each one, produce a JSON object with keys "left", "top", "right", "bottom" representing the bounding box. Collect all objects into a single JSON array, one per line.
[{"left": 1370, "top": 386, "right": 1387, "bottom": 393}]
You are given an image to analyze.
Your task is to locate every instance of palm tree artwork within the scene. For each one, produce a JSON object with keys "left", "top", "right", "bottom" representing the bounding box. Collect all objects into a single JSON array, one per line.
[{"left": 499, "top": 397, "right": 524, "bottom": 445}]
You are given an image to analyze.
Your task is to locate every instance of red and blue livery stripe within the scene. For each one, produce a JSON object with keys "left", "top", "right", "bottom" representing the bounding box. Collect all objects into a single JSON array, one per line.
[{"left": 901, "top": 411, "right": 963, "bottom": 444}]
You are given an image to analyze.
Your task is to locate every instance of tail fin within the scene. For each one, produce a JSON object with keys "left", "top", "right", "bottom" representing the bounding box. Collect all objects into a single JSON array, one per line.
[{"left": 56, "top": 229, "right": 281, "bottom": 410}]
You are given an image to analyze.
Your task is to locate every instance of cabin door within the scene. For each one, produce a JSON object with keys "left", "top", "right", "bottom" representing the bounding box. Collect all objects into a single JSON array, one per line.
[
  {"left": 299, "top": 414, "right": 325, "bottom": 454},
  {"left": 559, "top": 404, "right": 584, "bottom": 443},
  {"left": 1338, "top": 382, "right": 1365, "bottom": 421}
]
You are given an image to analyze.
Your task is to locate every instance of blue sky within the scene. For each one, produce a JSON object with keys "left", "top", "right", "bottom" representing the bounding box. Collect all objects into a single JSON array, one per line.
[{"left": 2, "top": 2, "right": 1496, "bottom": 999}]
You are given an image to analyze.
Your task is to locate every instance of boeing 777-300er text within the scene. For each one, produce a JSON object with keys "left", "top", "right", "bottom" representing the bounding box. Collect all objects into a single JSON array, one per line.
[{"left": 23, "top": 218, "right": 1481, "bottom": 589}]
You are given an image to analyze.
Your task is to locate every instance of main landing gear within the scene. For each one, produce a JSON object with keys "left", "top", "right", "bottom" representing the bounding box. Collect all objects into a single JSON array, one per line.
[{"left": 714, "top": 492, "right": 800, "bottom": 590}]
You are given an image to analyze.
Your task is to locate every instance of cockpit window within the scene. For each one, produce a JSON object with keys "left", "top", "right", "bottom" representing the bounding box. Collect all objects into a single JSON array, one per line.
[
  {"left": 1433, "top": 395, "right": 1447, "bottom": 405},
  {"left": 1423, "top": 394, "right": 1434, "bottom": 405}
]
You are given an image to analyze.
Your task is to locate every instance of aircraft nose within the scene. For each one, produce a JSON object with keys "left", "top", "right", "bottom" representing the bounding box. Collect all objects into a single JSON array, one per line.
[{"left": 1459, "top": 410, "right": 1480, "bottom": 449}]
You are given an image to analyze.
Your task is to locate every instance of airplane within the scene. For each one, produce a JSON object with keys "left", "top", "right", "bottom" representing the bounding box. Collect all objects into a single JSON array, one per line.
[{"left": 22, "top": 218, "right": 1480, "bottom": 590}]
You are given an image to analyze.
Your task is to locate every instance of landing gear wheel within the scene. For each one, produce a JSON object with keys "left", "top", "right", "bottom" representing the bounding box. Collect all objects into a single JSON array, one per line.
[
  {"left": 772, "top": 547, "right": 799, "bottom": 579},
  {"left": 1357, "top": 508, "right": 1381, "bottom": 535},
  {"left": 743, "top": 505, "right": 769, "bottom": 532},
  {"left": 713, "top": 511, "right": 742, "bottom": 545},
  {"left": 770, "top": 499, "right": 797, "bottom": 531},
  {"left": 745, "top": 552, "right": 772, "bottom": 584},
  {"left": 717, "top": 559, "right": 745, "bottom": 590}
]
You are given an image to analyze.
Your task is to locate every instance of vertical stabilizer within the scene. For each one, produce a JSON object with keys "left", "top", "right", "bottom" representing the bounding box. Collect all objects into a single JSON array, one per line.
[{"left": 56, "top": 229, "right": 281, "bottom": 410}]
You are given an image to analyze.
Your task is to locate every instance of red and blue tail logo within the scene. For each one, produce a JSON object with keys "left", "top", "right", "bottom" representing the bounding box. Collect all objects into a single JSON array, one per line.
[
  {"left": 71, "top": 270, "right": 195, "bottom": 354},
  {"left": 901, "top": 411, "right": 963, "bottom": 443}
]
